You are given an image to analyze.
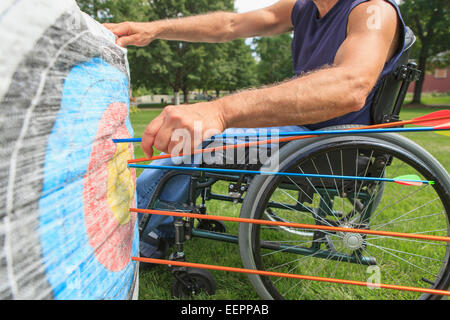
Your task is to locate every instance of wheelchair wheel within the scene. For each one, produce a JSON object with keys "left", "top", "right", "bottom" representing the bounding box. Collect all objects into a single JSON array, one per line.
[
  {"left": 239, "top": 133, "right": 450, "bottom": 300},
  {"left": 171, "top": 268, "right": 217, "bottom": 298}
]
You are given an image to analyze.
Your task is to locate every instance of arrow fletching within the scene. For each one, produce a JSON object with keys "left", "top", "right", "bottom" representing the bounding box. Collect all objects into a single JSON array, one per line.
[
  {"left": 394, "top": 175, "right": 430, "bottom": 187},
  {"left": 435, "top": 122, "right": 450, "bottom": 137},
  {"left": 411, "top": 110, "right": 450, "bottom": 127}
]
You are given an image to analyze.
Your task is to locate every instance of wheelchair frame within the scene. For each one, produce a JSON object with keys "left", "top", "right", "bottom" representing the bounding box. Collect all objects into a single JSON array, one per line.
[{"left": 135, "top": 28, "right": 450, "bottom": 299}]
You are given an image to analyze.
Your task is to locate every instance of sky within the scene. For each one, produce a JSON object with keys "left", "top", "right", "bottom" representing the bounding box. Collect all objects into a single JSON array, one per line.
[
  {"left": 234, "top": 0, "right": 279, "bottom": 46},
  {"left": 235, "top": 0, "right": 278, "bottom": 13},
  {"left": 234, "top": 0, "right": 401, "bottom": 46}
]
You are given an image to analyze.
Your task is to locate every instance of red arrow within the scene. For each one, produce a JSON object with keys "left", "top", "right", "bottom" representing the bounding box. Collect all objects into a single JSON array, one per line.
[
  {"left": 409, "top": 110, "right": 450, "bottom": 127},
  {"left": 128, "top": 110, "right": 450, "bottom": 164}
]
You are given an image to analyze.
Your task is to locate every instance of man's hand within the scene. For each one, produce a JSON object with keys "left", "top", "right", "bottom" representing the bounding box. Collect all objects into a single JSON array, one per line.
[
  {"left": 103, "top": 1, "right": 296, "bottom": 47},
  {"left": 103, "top": 22, "right": 157, "bottom": 47},
  {"left": 142, "top": 102, "right": 226, "bottom": 158}
]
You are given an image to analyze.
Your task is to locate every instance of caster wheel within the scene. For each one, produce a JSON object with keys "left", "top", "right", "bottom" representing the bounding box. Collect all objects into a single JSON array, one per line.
[
  {"left": 197, "top": 220, "right": 227, "bottom": 233},
  {"left": 171, "top": 268, "right": 217, "bottom": 298}
]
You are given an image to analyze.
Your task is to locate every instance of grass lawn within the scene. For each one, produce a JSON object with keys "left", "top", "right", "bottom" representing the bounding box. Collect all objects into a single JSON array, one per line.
[
  {"left": 404, "top": 93, "right": 450, "bottom": 107},
  {"left": 130, "top": 107, "right": 449, "bottom": 300}
]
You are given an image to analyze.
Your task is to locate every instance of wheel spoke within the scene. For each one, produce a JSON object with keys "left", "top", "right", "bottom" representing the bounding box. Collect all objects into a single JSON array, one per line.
[{"left": 242, "top": 139, "right": 449, "bottom": 300}]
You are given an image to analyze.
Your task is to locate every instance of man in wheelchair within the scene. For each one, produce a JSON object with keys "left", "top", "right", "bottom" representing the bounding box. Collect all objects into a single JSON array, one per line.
[{"left": 105, "top": 0, "right": 407, "bottom": 260}]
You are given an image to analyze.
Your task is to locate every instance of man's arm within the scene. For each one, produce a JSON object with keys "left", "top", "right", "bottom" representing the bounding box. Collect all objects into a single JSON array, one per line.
[
  {"left": 217, "top": 0, "right": 401, "bottom": 128},
  {"left": 104, "top": 0, "right": 296, "bottom": 47},
  {"left": 140, "top": 0, "right": 401, "bottom": 158}
]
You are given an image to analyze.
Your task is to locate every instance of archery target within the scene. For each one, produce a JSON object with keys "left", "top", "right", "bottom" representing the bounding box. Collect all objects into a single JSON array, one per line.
[{"left": 0, "top": 0, "right": 138, "bottom": 300}]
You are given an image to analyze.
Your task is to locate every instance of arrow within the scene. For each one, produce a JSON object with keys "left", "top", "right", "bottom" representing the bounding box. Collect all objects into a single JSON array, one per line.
[
  {"left": 409, "top": 110, "right": 450, "bottom": 127},
  {"left": 132, "top": 256, "right": 450, "bottom": 297},
  {"left": 112, "top": 138, "right": 142, "bottom": 143},
  {"left": 114, "top": 110, "right": 450, "bottom": 145},
  {"left": 116, "top": 110, "right": 450, "bottom": 164},
  {"left": 206, "top": 126, "right": 450, "bottom": 140},
  {"left": 393, "top": 175, "right": 428, "bottom": 187},
  {"left": 115, "top": 126, "right": 448, "bottom": 144},
  {"left": 127, "top": 164, "right": 434, "bottom": 186},
  {"left": 131, "top": 208, "right": 450, "bottom": 243},
  {"left": 435, "top": 122, "right": 450, "bottom": 137}
]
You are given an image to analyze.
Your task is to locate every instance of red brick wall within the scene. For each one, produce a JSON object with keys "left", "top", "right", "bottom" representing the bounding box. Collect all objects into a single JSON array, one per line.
[{"left": 408, "top": 68, "right": 450, "bottom": 93}]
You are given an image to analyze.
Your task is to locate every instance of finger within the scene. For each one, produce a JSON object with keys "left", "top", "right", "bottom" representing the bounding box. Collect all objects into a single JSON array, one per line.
[
  {"left": 167, "top": 135, "right": 185, "bottom": 157},
  {"left": 105, "top": 22, "right": 132, "bottom": 37},
  {"left": 116, "top": 34, "right": 141, "bottom": 47},
  {"left": 142, "top": 113, "right": 165, "bottom": 158},
  {"left": 153, "top": 126, "right": 173, "bottom": 155},
  {"left": 102, "top": 23, "right": 116, "bottom": 35}
]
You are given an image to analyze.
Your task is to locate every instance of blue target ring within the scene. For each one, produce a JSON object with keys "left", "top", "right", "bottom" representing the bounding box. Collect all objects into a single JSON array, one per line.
[{"left": 38, "top": 57, "right": 138, "bottom": 300}]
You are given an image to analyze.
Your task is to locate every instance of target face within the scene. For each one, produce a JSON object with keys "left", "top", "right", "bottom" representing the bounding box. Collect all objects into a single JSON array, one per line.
[
  {"left": 39, "top": 58, "right": 138, "bottom": 299},
  {"left": 0, "top": 1, "right": 138, "bottom": 300},
  {"left": 84, "top": 101, "right": 137, "bottom": 272}
]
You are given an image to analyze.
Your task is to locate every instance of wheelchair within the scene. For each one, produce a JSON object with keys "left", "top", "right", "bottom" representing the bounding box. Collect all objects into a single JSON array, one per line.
[{"left": 138, "top": 28, "right": 450, "bottom": 300}]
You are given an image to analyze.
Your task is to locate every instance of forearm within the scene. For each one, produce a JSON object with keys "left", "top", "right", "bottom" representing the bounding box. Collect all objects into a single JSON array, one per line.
[
  {"left": 148, "top": 4, "right": 293, "bottom": 43},
  {"left": 151, "top": 11, "right": 238, "bottom": 43},
  {"left": 105, "top": 1, "right": 295, "bottom": 47},
  {"left": 217, "top": 66, "right": 372, "bottom": 129}
]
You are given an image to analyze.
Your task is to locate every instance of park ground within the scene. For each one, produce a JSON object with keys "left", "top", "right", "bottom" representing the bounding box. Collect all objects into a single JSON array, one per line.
[{"left": 129, "top": 102, "right": 449, "bottom": 300}]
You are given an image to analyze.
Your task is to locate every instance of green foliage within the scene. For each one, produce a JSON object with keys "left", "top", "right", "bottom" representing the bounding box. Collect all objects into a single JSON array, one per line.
[
  {"left": 76, "top": 0, "right": 148, "bottom": 22},
  {"left": 428, "top": 51, "right": 450, "bottom": 71},
  {"left": 97, "top": 0, "right": 258, "bottom": 101},
  {"left": 253, "top": 33, "right": 294, "bottom": 85},
  {"left": 401, "top": 0, "right": 450, "bottom": 63},
  {"left": 400, "top": 0, "right": 450, "bottom": 103},
  {"left": 76, "top": 0, "right": 109, "bottom": 20},
  {"left": 76, "top": 0, "right": 291, "bottom": 100}
]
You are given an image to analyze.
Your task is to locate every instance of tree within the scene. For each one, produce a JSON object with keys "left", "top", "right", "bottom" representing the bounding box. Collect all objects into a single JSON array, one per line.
[
  {"left": 78, "top": 0, "right": 258, "bottom": 104},
  {"left": 128, "top": 0, "right": 236, "bottom": 104},
  {"left": 253, "top": 33, "right": 294, "bottom": 86},
  {"left": 224, "top": 39, "right": 258, "bottom": 92},
  {"left": 400, "top": 0, "right": 450, "bottom": 104},
  {"left": 196, "top": 40, "right": 258, "bottom": 98},
  {"left": 76, "top": 0, "right": 110, "bottom": 20},
  {"left": 196, "top": 42, "right": 232, "bottom": 96},
  {"left": 76, "top": 0, "right": 147, "bottom": 22}
]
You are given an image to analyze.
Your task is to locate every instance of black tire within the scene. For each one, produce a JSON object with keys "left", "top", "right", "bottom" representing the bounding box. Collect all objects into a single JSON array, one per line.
[
  {"left": 171, "top": 268, "right": 217, "bottom": 298},
  {"left": 239, "top": 133, "right": 450, "bottom": 300},
  {"left": 197, "top": 220, "right": 227, "bottom": 233}
]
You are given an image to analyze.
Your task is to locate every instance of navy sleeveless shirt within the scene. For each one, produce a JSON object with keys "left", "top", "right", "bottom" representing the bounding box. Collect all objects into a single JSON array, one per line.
[{"left": 291, "top": 0, "right": 406, "bottom": 130}]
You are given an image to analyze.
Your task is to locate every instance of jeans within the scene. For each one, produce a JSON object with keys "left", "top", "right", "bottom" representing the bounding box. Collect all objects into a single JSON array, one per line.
[{"left": 136, "top": 126, "right": 310, "bottom": 255}]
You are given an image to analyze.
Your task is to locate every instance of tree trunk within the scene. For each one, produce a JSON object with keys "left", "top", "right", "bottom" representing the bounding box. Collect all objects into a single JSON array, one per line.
[
  {"left": 173, "top": 69, "right": 182, "bottom": 105},
  {"left": 183, "top": 87, "right": 189, "bottom": 104},
  {"left": 174, "top": 91, "right": 180, "bottom": 105},
  {"left": 215, "top": 89, "right": 220, "bottom": 97},
  {"left": 412, "top": 54, "right": 427, "bottom": 105}
]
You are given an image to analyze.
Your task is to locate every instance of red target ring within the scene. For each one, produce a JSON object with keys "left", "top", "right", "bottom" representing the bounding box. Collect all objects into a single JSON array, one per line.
[{"left": 83, "top": 102, "right": 136, "bottom": 271}]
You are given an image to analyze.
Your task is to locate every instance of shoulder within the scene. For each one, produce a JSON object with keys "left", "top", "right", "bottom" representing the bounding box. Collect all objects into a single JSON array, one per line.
[
  {"left": 348, "top": 0, "right": 399, "bottom": 34},
  {"left": 291, "top": 0, "right": 314, "bottom": 24},
  {"left": 345, "top": 0, "right": 402, "bottom": 62},
  {"left": 292, "top": 0, "right": 314, "bottom": 14},
  {"left": 349, "top": 0, "right": 399, "bottom": 24}
]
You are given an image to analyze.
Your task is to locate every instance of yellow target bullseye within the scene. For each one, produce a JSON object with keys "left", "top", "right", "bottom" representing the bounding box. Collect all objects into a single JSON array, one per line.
[{"left": 106, "top": 142, "right": 135, "bottom": 225}]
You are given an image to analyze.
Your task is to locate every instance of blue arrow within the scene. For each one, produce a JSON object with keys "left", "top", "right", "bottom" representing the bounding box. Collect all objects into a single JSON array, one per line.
[
  {"left": 112, "top": 138, "right": 142, "bottom": 143},
  {"left": 128, "top": 164, "right": 433, "bottom": 185},
  {"left": 114, "top": 127, "right": 449, "bottom": 144}
]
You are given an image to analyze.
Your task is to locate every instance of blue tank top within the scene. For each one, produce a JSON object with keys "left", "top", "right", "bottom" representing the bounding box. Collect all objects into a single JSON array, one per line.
[{"left": 291, "top": 0, "right": 406, "bottom": 130}]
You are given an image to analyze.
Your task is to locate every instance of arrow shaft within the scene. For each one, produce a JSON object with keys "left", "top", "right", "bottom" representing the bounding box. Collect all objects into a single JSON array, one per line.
[
  {"left": 125, "top": 114, "right": 450, "bottom": 164},
  {"left": 132, "top": 257, "right": 450, "bottom": 296},
  {"left": 114, "top": 127, "right": 449, "bottom": 144},
  {"left": 131, "top": 208, "right": 450, "bottom": 243},
  {"left": 209, "top": 127, "right": 448, "bottom": 139},
  {"left": 127, "top": 164, "right": 432, "bottom": 185},
  {"left": 112, "top": 138, "right": 141, "bottom": 143}
]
